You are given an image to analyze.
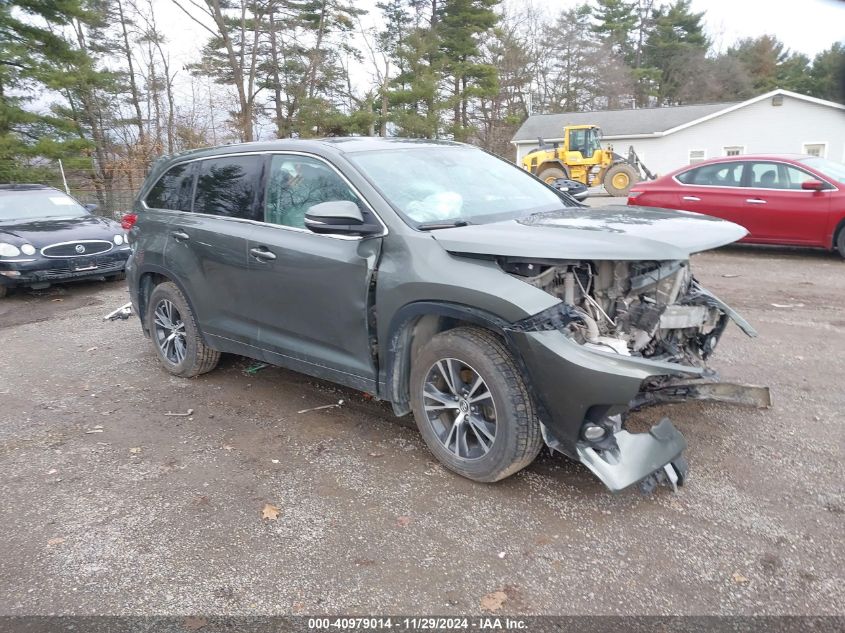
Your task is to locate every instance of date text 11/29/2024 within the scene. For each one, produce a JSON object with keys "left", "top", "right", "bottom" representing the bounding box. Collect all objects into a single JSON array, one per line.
[{"left": 308, "top": 617, "right": 528, "bottom": 630}]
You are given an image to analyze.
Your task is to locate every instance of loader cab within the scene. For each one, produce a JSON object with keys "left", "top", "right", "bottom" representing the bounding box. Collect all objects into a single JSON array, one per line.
[{"left": 567, "top": 126, "right": 602, "bottom": 160}]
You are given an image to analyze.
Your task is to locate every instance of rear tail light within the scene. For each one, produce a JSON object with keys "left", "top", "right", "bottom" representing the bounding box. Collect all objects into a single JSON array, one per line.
[
  {"left": 628, "top": 191, "right": 643, "bottom": 199},
  {"left": 121, "top": 213, "right": 138, "bottom": 230}
]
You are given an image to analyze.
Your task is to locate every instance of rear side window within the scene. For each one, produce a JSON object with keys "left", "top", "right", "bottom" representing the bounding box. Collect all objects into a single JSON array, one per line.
[
  {"left": 193, "top": 155, "right": 264, "bottom": 221},
  {"left": 677, "top": 162, "right": 744, "bottom": 186},
  {"left": 145, "top": 163, "right": 194, "bottom": 211}
]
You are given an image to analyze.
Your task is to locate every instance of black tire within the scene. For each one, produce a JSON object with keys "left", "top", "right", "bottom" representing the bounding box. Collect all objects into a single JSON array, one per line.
[
  {"left": 836, "top": 226, "right": 845, "bottom": 259},
  {"left": 603, "top": 163, "right": 639, "bottom": 196},
  {"left": 0, "top": 284, "right": 7, "bottom": 299},
  {"left": 410, "top": 326, "right": 543, "bottom": 482},
  {"left": 146, "top": 281, "right": 220, "bottom": 378},
  {"left": 537, "top": 166, "right": 567, "bottom": 184}
]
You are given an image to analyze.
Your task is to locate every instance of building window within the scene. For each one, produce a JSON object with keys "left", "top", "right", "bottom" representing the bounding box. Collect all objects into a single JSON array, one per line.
[
  {"left": 802, "top": 143, "right": 827, "bottom": 158},
  {"left": 688, "top": 149, "right": 706, "bottom": 165},
  {"left": 723, "top": 146, "right": 744, "bottom": 157}
]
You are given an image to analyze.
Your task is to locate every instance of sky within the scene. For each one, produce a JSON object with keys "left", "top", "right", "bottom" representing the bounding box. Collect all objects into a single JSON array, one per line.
[
  {"left": 151, "top": 0, "right": 845, "bottom": 120},
  {"left": 695, "top": 0, "right": 844, "bottom": 56},
  {"left": 155, "top": 0, "right": 845, "bottom": 74}
]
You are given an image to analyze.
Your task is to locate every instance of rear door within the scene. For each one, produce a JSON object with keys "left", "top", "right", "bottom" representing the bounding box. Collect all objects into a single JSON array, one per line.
[
  {"left": 140, "top": 162, "right": 195, "bottom": 273},
  {"left": 742, "top": 161, "right": 832, "bottom": 245},
  {"left": 674, "top": 161, "right": 749, "bottom": 229},
  {"left": 164, "top": 154, "right": 266, "bottom": 349},
  {"left": 242, "top": 153, "right": 383, "bottom": 391}
]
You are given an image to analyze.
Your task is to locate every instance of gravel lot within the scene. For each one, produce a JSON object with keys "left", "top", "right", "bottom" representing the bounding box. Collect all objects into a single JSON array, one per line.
[{"left": 0, "top": 228, "right": 843, "bottom": 616}]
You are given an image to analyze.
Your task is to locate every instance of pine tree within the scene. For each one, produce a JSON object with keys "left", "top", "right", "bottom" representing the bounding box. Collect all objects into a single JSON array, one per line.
[
  {"left": 728, "top": 35, "right": 789, "bottom": 93},
  {"left": 0, "top": 0, "right": 93, "bottom": 181},
  {"left": 643, "top": 0, "right": 709, "bottom": 104},
  {"left": 436, "top": 0, "right": 499, "bottom": 141},
  {"left": 809, "top": 43, "right": 845, "bottom": 103},
  {"left": 728, "top": 35, "right": 818, "bottom": 96},
  {"left": 591, "top": 0, "right": 636, "bottom": 61},
  {"left": 390, "top": 26, "right": 442, "bottom": 137},
  {"left": 541, "top": 4, "right": 598, "bottom": 112}
]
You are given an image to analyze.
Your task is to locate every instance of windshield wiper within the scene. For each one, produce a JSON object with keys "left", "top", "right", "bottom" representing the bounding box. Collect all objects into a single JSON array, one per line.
[{"left": 416, "top": 219, "right": 471, "bottom": 231}]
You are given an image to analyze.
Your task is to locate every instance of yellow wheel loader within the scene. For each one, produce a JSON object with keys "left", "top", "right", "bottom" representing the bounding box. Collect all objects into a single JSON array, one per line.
[{"left": 520, "top": 124, "right": 654, "bottom": 197}]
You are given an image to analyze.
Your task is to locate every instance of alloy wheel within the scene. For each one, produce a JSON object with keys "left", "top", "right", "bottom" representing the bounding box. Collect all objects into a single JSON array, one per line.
[
  {"left": 153, "top": 299, "right": 187, "bottom": 365},
  {"left": 421, "top": 358, "right": 497, "bottom": 460}
]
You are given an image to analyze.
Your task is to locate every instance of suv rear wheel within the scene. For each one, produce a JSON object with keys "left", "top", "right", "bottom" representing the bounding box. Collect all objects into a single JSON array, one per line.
[
  {"left": 147, "top": 281, "right": 220, "bottom": 377},
  {"left": 410, "top": 326, "right": 543, "bottom": 482}
]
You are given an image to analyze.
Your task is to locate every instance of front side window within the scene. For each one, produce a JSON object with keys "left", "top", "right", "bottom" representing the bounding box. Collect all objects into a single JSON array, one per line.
[
  {"left": 746, "top": 162, "right": 825, "bottom": 190},
  {"left": 348, "top": 147, "right": 570, "bottom": 227},
  {"left": 265, "top": 155, "right": 362, "bottom": 229},
  {"left": 749, "top": 162, "right": 782, "bottom": 188},
  {"left": 193, "top": 155, "right": 264, "bottom": 221},
  {"left": 146, "top": 163, "right": 194, "bottom": 211},
  {"left": 782, "top": 165, "right": 821, "bottom": 190},
  {"left": 676, "top": 162, "right": 743, "bottom": 186}
]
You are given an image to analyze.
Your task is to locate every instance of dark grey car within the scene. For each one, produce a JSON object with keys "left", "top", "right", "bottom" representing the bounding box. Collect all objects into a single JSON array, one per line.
[{"left": 126, "top": 138, "right": 764, "bottom": 493}]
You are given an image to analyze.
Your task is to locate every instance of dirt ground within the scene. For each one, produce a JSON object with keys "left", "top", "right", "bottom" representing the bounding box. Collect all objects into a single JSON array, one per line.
[{"left": 0, "top": 242, "right": 843, "bottom": 617}]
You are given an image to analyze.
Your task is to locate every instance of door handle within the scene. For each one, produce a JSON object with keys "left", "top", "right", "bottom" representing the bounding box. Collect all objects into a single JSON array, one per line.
[
  {"left": 249, "top": 247, "right": 277, "bottom": 261},
  {"left": 746, "top": 198, "right": 767, "bottom": 204},
  {"left": 682, "top": 196, "right": 701, "bottom": 201},
  {"left": 171, "top": 230, "right": 190, "bottom": 241}
]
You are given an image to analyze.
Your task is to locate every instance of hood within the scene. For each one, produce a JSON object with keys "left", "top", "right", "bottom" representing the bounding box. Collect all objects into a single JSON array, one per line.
[
  {"left": 0, "top": 214, "right": 120, "bottom": 245},
  {"left": 431, "top": 205, "right": 747, "bottom": 261}
]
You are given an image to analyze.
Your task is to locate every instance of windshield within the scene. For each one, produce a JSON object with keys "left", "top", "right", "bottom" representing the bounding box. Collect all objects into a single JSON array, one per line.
[
  {"left": 569, "top": 127, "right": 601, "bottom": 159},
  {"left": 798, "top": 156, "right": 845, "bottom": 184},
  {"left": 348, "top": 147, "right": 573, "bottom": 227},
  {"left": 0, "top": 190, "right": 89, "bottom": 221}
]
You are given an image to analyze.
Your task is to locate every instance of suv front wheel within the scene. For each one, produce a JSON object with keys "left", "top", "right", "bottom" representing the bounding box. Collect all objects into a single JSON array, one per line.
[
  {"left": 410, "top": 326, "right": 543, "bottom": 482},
  {"left": 147, "top": 281, "right": 220, "bottom": 377}
]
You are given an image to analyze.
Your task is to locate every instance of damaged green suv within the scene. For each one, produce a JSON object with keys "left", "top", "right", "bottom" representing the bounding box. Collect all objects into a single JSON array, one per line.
[{"left": 127, "top": 138, "right": 765, "bottom": 493}]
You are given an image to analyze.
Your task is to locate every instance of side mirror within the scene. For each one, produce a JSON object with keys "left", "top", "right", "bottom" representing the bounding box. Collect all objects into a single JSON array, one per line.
[
  {"left": 84, "top": 203, "right": 99, "bottom": 212},
  {"left": 304, "top": 200, "right": 381, "bottom": 236},
  {"left": 801, "top": 179, "right": 826, "bottom": 191}
]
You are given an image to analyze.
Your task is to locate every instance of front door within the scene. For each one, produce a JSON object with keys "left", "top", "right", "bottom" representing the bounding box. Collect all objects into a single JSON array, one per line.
[
  {"left": 243, "top": 154, "right": 383, "bottom": 392},
  {"left": 742, "top": 161, "right": 832, "bottom": 245}
]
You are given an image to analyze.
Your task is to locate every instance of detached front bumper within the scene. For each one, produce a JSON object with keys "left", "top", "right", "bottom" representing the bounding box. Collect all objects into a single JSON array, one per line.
[
  {"left": 508, "top": 329, "right": 703, "bottom": 493},
  {"left": 0, "top": 249, "right": 130, "bottom": 288},
  {"left": 577, "top": 418, "right": 688, "bottom": 493}
]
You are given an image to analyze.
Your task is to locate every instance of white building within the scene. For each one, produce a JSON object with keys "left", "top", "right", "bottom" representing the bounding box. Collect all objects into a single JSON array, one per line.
[{"left": 511, "top": 89, "right": 845, "bottom": 177}]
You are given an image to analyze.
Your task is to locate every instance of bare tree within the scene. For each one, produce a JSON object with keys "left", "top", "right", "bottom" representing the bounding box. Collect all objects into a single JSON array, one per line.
[{"left": 172, "top": 0, "right": 268, "bottom": 141}]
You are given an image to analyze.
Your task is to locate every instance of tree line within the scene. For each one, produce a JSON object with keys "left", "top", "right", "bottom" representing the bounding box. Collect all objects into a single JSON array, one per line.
[{"left": 1, "top": 0, "right": 842, "bottom": 210}]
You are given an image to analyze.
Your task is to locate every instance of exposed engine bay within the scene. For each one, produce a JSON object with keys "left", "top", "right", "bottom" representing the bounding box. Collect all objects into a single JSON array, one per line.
[
  {"left": 502, "top": 258, "right": 740, "bottom": 368},
  {"left": 500, "top": 256, "right": 769, "bottom": 493}
]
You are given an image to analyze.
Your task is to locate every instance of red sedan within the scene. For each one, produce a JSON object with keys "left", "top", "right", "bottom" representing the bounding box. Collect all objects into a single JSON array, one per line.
[{"left": 627, "top": 155, "right": 845, "bottom": 257}]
